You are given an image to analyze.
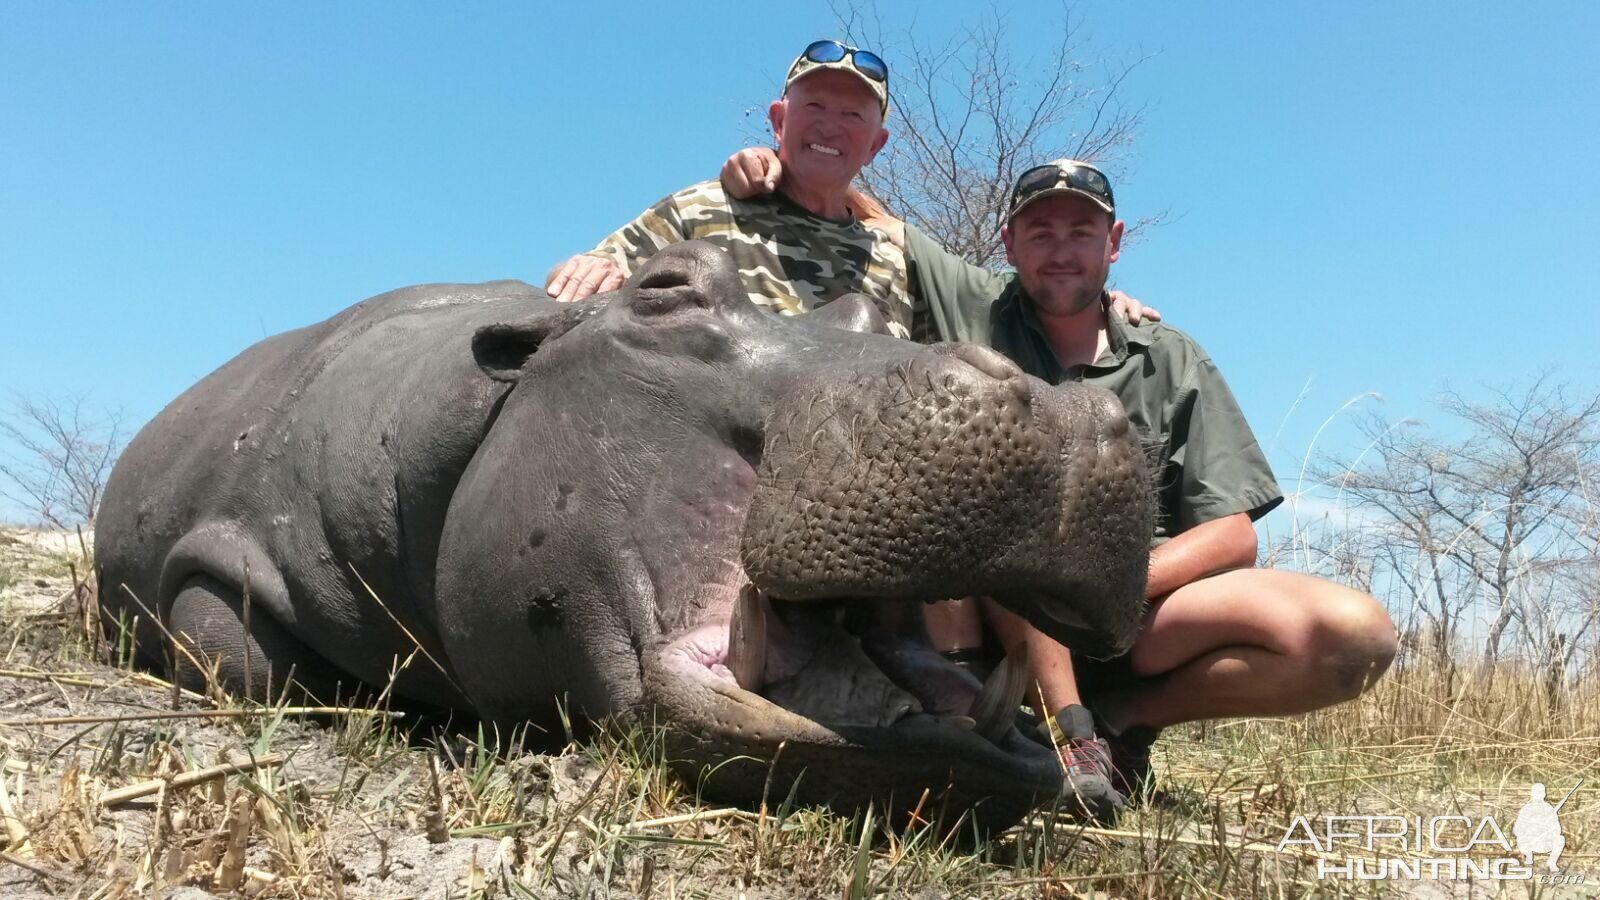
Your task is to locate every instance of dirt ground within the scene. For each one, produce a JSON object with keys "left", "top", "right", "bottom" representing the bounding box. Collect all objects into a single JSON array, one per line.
[
  {"left": 0, "top": 528, "right": 605, "bottom": 899},
  {"left": 4, "top": 526, "right": 1597, "bottom": 899},
  {"left": 0, "top": 527, "right": 898, "bottom": 899}
]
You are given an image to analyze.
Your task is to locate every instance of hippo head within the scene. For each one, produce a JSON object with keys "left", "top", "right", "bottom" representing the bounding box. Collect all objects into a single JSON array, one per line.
[{"left": 438, "top": 242, "right": 1151, "bottom": 832}]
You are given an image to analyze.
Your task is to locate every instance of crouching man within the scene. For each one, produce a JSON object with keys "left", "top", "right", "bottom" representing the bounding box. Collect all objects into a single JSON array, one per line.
[{"left": 723, "top": 152, "right": 1399, "bottom": 822}]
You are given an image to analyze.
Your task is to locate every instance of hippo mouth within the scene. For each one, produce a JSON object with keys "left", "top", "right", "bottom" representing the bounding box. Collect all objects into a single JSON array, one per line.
[
  {"left": 650, "top": 582, "right": 1060, "bottom": 778},
  {"left": 639, "top": 343, "right": 1149, "bottom": 822}
]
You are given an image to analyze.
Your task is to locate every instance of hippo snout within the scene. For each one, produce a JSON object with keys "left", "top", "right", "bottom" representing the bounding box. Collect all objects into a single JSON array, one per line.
[
  {"left": 644, "top": 344, "right": 1151, "bottom": 830},
  {"left": 741, "top": 346, "right": 1150, "bottom": 653},
  {"left": 940, "top": 341, "right": 1026, "bottom": 382}
]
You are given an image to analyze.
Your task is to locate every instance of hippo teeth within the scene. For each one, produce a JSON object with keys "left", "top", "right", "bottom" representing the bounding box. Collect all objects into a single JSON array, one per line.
[
  {"left": 727, "top": 584, "right": 769, "bottom": 691},
  {"left": 967, "top": 643, "right": 1031, "bottom": 742}
]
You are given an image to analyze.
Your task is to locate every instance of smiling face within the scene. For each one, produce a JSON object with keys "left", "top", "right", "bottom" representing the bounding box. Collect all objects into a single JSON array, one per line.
[
  {"left": 1001, "top": 194, "right": 1125, "bottom": 317},
  {"left": 769, "top": 69, "right": 889, "bottom": 197}
]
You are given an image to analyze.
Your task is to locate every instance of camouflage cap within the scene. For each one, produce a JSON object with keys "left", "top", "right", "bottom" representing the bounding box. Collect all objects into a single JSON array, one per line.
[{"left": 784, "top": 40, "right": 889, "bottom": 117}]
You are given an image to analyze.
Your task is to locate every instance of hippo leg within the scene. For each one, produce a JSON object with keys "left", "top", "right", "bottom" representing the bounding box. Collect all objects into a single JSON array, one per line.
[{"left": 168, "top": 574, "right": 349, "bottom": 704}]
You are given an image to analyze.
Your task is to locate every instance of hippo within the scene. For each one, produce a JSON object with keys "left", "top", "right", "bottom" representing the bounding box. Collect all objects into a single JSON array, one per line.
[{"left": 95, "top": 242, "right": 1152, "bottom": 831}]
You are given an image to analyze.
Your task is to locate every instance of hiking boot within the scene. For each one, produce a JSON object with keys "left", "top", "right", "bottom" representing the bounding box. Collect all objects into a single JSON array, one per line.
[
  {"left": 1087, "top": 706, "right": 1160, "bottom": 799},
  {"left": 1048, "top": 705, "right": 1125, "bottom": 823}
]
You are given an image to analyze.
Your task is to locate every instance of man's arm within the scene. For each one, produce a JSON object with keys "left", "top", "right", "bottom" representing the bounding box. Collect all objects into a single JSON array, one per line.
[
  {"left": 1169, "top": 352, "right": 1285, "bottom": 536},
  {"left": 720, "top": 148, "right": 1158, "bottom": 323},
  {"left": 1145, "top": 511, "right": 1258, "bottom": 599},
  {"left": 844, "top": 186, "right": 904, "bottom": 248},
  {"left": 899, "top": 224, "right": 1012, "bottom": 344},
  {"left": 1137, "top": 343, "right": 1282, "bottom": 597},
  {"left": 544, "top": 193, "right": 689, "bottom": 302}
]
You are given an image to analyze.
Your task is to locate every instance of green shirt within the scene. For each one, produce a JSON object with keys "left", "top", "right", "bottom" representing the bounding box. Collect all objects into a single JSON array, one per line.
[
  {"left": 587, "top": 179, "right": 920, "bottom": 339},
  {"left": 905, "top": 224, "right": 1283, "bottom": 540}
]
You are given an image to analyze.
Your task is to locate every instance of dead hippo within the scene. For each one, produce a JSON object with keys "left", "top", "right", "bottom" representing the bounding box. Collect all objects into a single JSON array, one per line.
[{"left": 95, "top": 242, "right": 1151, "bottom": 831}]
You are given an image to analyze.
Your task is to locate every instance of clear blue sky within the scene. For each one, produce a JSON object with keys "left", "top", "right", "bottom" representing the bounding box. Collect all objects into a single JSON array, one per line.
[{"left": 3, "top": 2, "right": 1597, "bottom": 526}]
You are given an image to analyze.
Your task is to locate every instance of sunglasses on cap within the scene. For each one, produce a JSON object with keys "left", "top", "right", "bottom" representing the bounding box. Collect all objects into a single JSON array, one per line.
[
  {"left": 1008, "top": 160, "right": 1115, "bottom": 220},
  {"left": 790, "top": 39, "right": 888, "bottom": 84}
]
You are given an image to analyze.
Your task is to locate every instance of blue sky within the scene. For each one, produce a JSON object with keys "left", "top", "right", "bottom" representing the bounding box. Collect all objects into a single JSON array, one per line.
[{"left": 3, "top": 1, "right": 1597, "bottom": 527}]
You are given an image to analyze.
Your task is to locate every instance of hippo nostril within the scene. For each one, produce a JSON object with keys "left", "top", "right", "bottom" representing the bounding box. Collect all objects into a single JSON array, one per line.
[
  {"left": 632, "top": 282, "right": 714, "bottom": 317},
  {"left": 636, "top": 267, "right": 692, "bottom": 291},
  {"left": 729, "top": 423, "right": 764, "bottom": 469},
  {"left": 945, "top": 344, "right": 1024, "bottom": 382}
]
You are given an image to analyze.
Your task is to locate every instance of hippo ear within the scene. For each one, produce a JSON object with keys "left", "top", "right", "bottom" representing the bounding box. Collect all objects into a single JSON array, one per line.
[
  {"left": 473, "top": 322, "right": 545, "bottom": 382},
  {"left": 811, "top": 294, "right": 893, "bottom": 336},
  {"left": 473, "top": 303, "right": 605, "bottom": 382}
]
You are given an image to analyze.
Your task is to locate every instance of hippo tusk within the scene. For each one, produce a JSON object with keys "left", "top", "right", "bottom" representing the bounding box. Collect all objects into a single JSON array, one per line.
[
  {"left": 967, "top": 643, "right": 1030, "bottom": 743},
  {"left": 727, "top": 584, "right": 769, "bottom": 691},
  {"left": 937, "top": 714, "right": 977, "bottom": 731}
]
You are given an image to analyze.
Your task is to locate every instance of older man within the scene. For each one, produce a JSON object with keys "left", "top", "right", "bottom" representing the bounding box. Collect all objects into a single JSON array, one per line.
[{"left": 544, "top": 40, "right": 921, "bottom": 337}]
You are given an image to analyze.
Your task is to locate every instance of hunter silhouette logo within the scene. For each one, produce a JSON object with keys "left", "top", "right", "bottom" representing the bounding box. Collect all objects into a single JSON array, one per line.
[
  {"left": 1280, "top": 778, "right": 1586, "bottom": 883},
  {"left": 1513, "top": 781, "right": 1578, "bottom": 873}
]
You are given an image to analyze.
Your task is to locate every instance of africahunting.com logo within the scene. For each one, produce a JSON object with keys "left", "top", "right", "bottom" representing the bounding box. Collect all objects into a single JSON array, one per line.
[{"left": 1277, "top": 779, "right": 1585, "bottom": 884}]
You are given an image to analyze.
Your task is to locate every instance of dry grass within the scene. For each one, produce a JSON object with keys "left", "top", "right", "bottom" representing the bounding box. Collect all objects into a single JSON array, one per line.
[{"left": 0, "top": 531, "right": 1595, "bottom": 898}]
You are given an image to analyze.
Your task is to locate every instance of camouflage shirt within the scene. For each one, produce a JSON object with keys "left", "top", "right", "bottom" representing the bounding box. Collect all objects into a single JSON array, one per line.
[{"left": 586, "top": 179, "right": 919, "bottom": 339}]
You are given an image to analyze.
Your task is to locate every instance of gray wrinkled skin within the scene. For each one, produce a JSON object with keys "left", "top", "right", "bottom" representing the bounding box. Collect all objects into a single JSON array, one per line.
[
  {"left": 741, "top": 343, "right": 1150, "bottom": 658},
  {"left": 96, "top": 242, "right": 1151, "bottom": 833}
]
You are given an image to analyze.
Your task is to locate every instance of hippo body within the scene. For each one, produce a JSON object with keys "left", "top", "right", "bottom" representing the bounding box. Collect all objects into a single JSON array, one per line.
[{"left": 97, "top": 243, "right": 1152, "bottom": 830}]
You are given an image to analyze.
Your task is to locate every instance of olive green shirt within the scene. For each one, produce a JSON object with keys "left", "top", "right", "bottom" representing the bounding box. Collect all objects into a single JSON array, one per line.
[{"left": 905, "top": 225, "right": 1283, "bottom": 540}]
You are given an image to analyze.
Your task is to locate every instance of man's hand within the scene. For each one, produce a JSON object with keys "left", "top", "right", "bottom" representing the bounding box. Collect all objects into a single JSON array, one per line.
[
  {"left": 1108, "top": 290, "right": 1162, "bottom": 324},
  {"left": 545, "top": 253, "right": 624, "bottom": 303},
  {"left": 721, "top": 147, "right": 782, "bottom": 200}
]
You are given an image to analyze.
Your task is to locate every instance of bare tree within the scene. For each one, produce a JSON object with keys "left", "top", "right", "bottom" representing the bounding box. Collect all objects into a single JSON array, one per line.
[
  {"left": 829, "top": 2, "right": 1155, "bottom": 267},
  {"left": 1313, "top": 377, "right": 1600, "bottom": 677},
  {"left": 0, "top": 393, "right": 125, "bottom": 528}
]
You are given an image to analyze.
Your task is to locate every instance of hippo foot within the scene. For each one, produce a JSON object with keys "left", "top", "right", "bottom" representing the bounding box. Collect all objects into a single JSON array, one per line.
[{"left": 167, "top": 573, "right": 354, "bottom": 705}]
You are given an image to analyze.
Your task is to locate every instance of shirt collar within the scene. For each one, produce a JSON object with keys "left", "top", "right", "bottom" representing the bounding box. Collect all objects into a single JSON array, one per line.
[
  {"left": 768, "top": 187, "right": 858, "bottom": 226},
  {"left": 998, "top": 283, "right": 1154, "bottom": 377}
]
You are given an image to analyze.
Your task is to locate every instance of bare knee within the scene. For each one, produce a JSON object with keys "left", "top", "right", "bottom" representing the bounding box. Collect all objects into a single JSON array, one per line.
[{"left": 1307, "top": 588, "right": 1397, "bottom": 701}]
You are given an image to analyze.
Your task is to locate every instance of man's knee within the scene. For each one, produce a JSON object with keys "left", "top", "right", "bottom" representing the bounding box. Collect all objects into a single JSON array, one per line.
[{"left": 1307, "top": 587, "right": 1397, "bottom": 701}]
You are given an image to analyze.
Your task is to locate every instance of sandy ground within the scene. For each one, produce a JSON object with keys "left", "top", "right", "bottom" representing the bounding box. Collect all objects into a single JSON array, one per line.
[
  {"left": 0, "top": 526, "right": 92, "bottom": 614},
  {"left": 5, "top": 526, "right": 1594, "bottom": 898},
  {"left": 0, "top": 527, "right": 655, "bottom": 899}
]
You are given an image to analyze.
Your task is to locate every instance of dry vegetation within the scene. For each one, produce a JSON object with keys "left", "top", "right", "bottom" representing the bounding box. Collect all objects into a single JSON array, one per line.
[
  {"left": 0, "top": 526, "right": 1595, "bottom": 899},
  {"left": 3, "top": 2, "right": 1596, "bottom": 886}
]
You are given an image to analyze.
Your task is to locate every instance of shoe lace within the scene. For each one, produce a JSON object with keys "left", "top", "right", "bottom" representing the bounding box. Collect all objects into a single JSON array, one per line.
[{"left": 1058, "top": 737, "right": 1114, "bottom": 780}]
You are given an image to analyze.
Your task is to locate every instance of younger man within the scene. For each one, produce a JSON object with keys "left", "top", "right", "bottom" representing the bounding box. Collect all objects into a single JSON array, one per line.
[
  {"left": 908, "top": 160, "right": 1397, "bottom": 820},
  {"left": 723, "top": 156, "right": 1397, "bottom": 822}
]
